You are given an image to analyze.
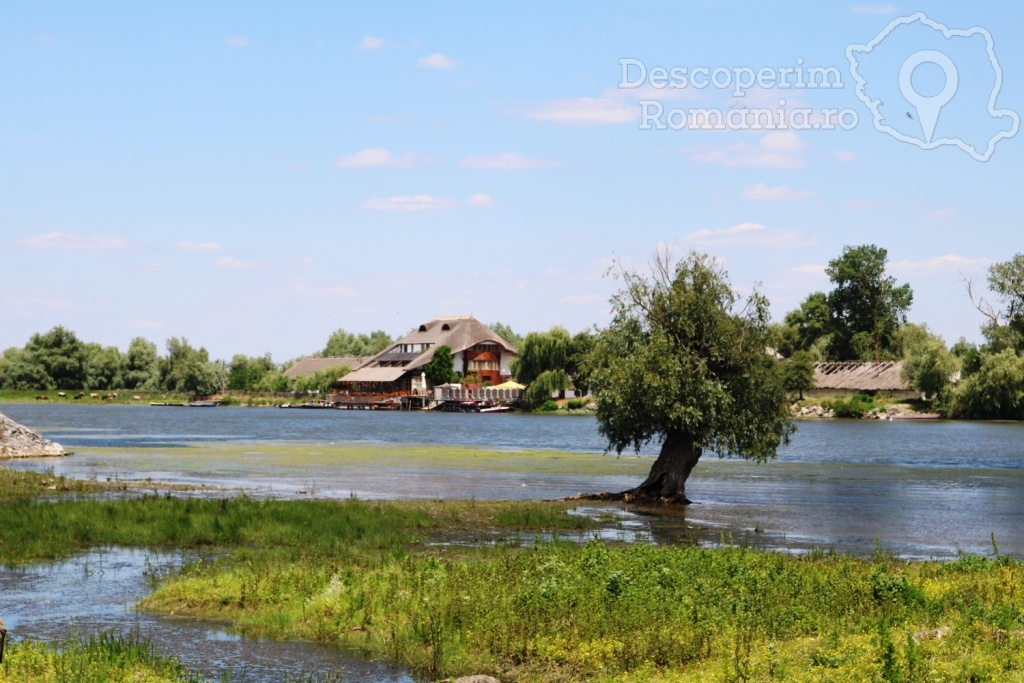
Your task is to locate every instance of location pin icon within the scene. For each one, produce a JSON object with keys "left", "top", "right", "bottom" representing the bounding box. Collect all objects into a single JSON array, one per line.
[{"left": 899, "top": 50, "right": 958, "bottom": 143}]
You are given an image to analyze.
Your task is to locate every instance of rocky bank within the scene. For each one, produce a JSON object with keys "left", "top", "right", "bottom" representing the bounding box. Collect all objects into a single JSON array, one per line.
[{"left": 0, "top": 411, "right": 65, "bottom": 458}]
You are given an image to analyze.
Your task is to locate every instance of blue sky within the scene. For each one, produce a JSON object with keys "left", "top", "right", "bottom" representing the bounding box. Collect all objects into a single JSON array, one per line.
[{"left": 2, "top": 2, "right": 1022, "bottom": 361}]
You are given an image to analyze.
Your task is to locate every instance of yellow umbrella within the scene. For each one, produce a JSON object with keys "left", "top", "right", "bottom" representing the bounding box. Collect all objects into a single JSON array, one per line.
[{"left": 492, "top": 380, "right": 525, "bottom": 390}]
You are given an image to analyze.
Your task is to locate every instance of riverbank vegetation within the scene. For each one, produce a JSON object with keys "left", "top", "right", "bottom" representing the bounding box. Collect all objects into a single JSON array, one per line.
[{"left": 1, "top": 475, "right": 1022, "bottom": 682}]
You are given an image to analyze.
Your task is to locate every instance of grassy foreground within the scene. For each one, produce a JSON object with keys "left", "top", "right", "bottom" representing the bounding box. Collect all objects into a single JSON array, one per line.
[{"left": 1, "top": 471, "right": 1023, "bottom": 682}]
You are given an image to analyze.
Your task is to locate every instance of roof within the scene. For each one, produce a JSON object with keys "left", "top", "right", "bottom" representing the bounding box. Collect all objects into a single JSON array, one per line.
[
  {"left": 283, "top": 356, "right": 368, "bottom": 380},
  {"left": 363, "top": 315, "right": 517, "bottom": 374},
  {"left": 337, "top": 366, "right": 410, "bottom": 383},
  {"left": 813, "top": 361, "right": 910, "bottom": 391}
]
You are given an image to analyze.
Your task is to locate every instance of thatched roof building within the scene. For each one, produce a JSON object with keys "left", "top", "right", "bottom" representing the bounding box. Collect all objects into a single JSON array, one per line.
[
  {"left": 283, "top": 356, "right": 368, "bottom": 380},
  {"left": 808, "top": 360, "right": 917, "bottom": 399}
]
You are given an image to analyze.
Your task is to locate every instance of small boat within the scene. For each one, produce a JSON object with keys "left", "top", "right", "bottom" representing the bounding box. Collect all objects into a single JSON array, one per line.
[
  {"left": 187, "top": 401, "right": 218, "bottom": 407},
  {"left": 479, "top": 405, "right": 511, "bottom": 413}
]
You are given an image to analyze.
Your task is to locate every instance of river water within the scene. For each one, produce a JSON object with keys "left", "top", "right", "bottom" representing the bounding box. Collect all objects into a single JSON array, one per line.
[{"left": 2, "top": 404, "right": 1023, "bottom": 680}]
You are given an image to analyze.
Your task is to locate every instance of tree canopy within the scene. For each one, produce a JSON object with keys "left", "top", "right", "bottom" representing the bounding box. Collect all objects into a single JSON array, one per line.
[
  {"left": 825, "top": 245, "right": 913, "bottom": 361},
  {"left": 322, "top": 328, "right": 393, "bottom": 357},
  {"left": 587, "top": 250, "right": 793, "bottom": 503},
  {"left": 423, "top": 345, "right": 457, "bottom": 386}
]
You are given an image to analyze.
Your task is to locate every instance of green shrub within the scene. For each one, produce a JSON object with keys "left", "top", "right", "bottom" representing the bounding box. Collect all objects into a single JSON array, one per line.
[
  {"left": 566, "top": 398, "right": 588, "bottom": 410},
  {"left": 537, "top": 399, "right": 559, "bottom": 412},
  {"left": 824, "top": 393, "right": 876, "bottom": 418}
]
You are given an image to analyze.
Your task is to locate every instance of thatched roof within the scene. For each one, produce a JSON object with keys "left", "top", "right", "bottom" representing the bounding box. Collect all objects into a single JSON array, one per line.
[
  {"left": 812, "top": 361, "right": 910, "bottom": 392},
  {"left": 359, "top": 316, "right": 515, "bottom": 374},
  {"left": 283, "top": 356, "right": 368, "bottom": 380}
]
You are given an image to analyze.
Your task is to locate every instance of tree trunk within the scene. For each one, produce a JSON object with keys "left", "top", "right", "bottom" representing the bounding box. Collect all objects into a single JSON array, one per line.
[{"left": 624, "top": 431, "right": 702, "bottom": 504}]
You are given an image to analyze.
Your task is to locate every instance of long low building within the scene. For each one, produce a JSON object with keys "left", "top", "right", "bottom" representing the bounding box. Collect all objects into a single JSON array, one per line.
[
  {"left": 283, "top": 356, "right": 369, "bottom": 380},
  {"left": 807, "top": 360, "right": 918, "bottom": 399}
]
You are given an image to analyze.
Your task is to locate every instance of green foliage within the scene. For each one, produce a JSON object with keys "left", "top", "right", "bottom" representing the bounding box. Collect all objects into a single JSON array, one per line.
[
  {"left": 951, "top": 338, "right": 982, "bottom": 379},
  {"left": 123, "top": 337, "right": 160, "bottom": 390},
  {"left": 322, "top": 328, "right": 392, "bottom": 357},
  {"left": 159, "top": 337, "right": 220, "bottom": 398},
  {"left": 899, "top": 324, "right": 959, "bottom": 399},
  {"left": 781, "top": 350, "right": 816, "bottom": 399},
  {"left": 254, "top": 370, "right": 292, "bottom": 393},
  {"left": 227, "top": 353, "right": 277, "bottom": 391},
  {"left": 822, "top": 393, "right": 877, "bottom": 418},
  {"left": 783, "top": 291, "right": 831, "bottom": 354},
  {"left": 978, "top": 252, "right": 1024, "bottom": 353},
  {"left": 566, "top": 398, "right": 589, "bottom": 410},
  {"left": 588, "top": 250, "right": 793, "bottom": 461},
  {"left": 84, "top": 343, "right": 125, "bottom": 390},
  {"left": 293, "top": 365, "right": 352, "bottom": 394},
  {"left": 423, "top": 345, "right": 457, "bottom": 386},
  {"left": 511, "top": 326, "right": 572, "bottom": 386},
  {"left": 536, "top": 399, "right": 559, "bottom": 412},
  {"left": 946, "top": 348, "right": 1024, "bottom": 419},
  {"left": 24, "top": 325, "right": 88, "bottom": 389},
  {"left": 488, "top": 321, "right": 523, "bottom": 348},
  {"left": 825, "top": 245, "right": 913, "bottom": 362},
  {"left": 525, "top": 369, "right": 572, "bottom": 406},
  {"left": 0, "top": 346, "right": 53, "bottom": 390},
  {"left": 0, "top": 631, "right": 205, "bottom": 682}
]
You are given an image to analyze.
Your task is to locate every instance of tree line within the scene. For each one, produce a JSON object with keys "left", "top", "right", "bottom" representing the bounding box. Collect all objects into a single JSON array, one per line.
[{"left": 4, "top": 244, "right": 1024, "bottom": 419}]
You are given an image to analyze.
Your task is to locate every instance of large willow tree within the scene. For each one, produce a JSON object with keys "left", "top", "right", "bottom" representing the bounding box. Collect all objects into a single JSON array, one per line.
[{"left": 588, "top": 251, "right": 793, "bottom": 504}]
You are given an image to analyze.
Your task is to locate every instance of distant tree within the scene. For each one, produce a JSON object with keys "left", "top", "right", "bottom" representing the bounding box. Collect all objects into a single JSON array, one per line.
[
  {"left": 227, "top": 353, "right": 276, "bottom": 391},
  {"left": 825, "top": 245, "right": 913, "bottom": 361},
  {"left": 85, "top": 344, "right": 124, "bottom": 390},
  {"left": 488, "top": 321, "right": 523, "bottom": 348},
  {"left": 897, "top": 324, "right": 958, "bottom": 400},
  {"left": 123, "top": 337, "right": 159, "bottom": 390},
  {"left": 294, "top": 365, "right": 353, "bottom": 395},
  {"left": 25, "top": 326, "right": 87, "bottom": 389},
  {"left": 784, "top": 291, "right": 830, "bottom": 353},
  {"left": 965, "top": 253, "right": 1024, "bottom": 353},
  {"left": 160, "top": 337, "right": 219, "bottom": 398},
  {"left": 423, "top": 345, "right": 457, "bottom": 386},
  {"left": 0, "top": 347, "right": 52, "bottom": 390},
  {"left": 255, "top": 370, "right": 292, "bottom": 393},
  {"left": 567, "top": 329, "right": 597, "bottom": 395},
  {"left": 587, "top": 250, "right": 793, "bottom": 504},
  {"left": 947, "top": 349, "right": 1024, "bottom": 420},
  {"left": 322, "top": 328, "right": 393, "bottom": 357},
  {"left": 511, "top": 326, "right": 575, "bottom": 401},
  {"left": 781, "top": 350, "right": 816, "bottom": 400},
  {"left": 950, "top": 338, "right": 982, "bottom": 379}
]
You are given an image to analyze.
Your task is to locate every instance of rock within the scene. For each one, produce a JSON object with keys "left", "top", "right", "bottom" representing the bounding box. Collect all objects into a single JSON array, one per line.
[
  {"left": 0, "top": 411, "right": 66, "bottom": 458},
  {"left": 453, "top": 677, "right": 501, "bottom": 683}
]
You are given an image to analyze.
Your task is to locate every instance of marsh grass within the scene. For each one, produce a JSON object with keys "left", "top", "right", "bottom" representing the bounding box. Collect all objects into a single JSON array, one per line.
[
  {"left": 0, "top": 466, "right": 102, "bottom": 500},
  {"left": 4, "top": 487, "right": 1023, "bottom": 682}
]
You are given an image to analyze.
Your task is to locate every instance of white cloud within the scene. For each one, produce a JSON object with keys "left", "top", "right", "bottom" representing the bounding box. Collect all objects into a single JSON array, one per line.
[
  {"left": 216, "top": 256, "right": 260, "bottom": 269},
  {"left": 742, "top": 183, "right": 815, "bottom": 201},
  {"left": 852, "top": 4, "right": 896, "bottom": 14},
  {"left": 524, "top": 97, "right": 636, "bottom": 125},
  {"left": 18, "top": 232, "right": 130, "bottom": 251},
  {"left": 418, "top": 53, "right": 458, "bottom": 69},
  {"left": 688, "top": 132, "right": 807, "bottom": 168},
  {"left": 889, "top": 255, "right": 991, "bottom": 277},
  {"left": 363, "top": 193, "right": 492, "bottom": 211},
  {"left": 333, "top": 148, "right": 416, "bottom": 169},
  {"left": 921, "top": 207, "right": 957, "bottom": 221},
  {"left": 682, "top": 222, "right": 818, "bottom": 249},
  {"left": 356, "top": 35, "right": 385, "bottom": 50},
  {"left": 460, "top": 153, "right": 560, "bottom": 170},
  {"left": 175, "top": 241, "right": 223, "bottom": 253},
  {"left": 223, "top": 36, "right": 249, "bottom": 48},
  {"left": 834, "top": 150, "right": 857, "bottom": 162}
]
